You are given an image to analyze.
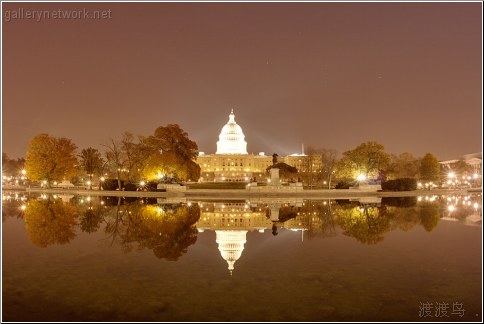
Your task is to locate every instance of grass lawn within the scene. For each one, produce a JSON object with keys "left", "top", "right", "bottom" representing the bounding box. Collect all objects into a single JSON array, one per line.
[{"left": 187, "top": 182, "right": 247, "bottom": 189}]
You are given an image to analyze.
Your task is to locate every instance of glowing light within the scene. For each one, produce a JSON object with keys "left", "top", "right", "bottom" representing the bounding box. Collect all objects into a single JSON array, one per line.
[
  {"left": 140, "top": 181, "right": 146, "bottom": 186},
  {"left": 473, "top": 173, "right": 479, "bottom": 179},
  {"left": 448, "top": 172, "right": 455, "bottom": 178},
  {"left": 474, "top": 203, "right": 479, "bottom": 209},
  {"left": 21, "top": 169, "right": 27, "bottom": 175},
  {"left": 20, "top": 205, "right": 27, "bottom": 210},
  {"left": 100, "top": 177, "right": 105, "bottom": 182},
  {"left": 357, "top": 174, "right": 366, "bottom": 182},
  {"left": 448, "top": 205, "right": 455, "bottom": 212}
]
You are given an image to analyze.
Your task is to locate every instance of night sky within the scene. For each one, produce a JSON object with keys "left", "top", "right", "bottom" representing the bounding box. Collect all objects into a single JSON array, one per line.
[{"left": 2, "top": 2, "right": 482, "bottom": 160}]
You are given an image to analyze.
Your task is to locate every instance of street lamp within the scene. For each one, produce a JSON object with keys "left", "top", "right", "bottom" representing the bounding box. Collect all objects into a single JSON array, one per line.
[
  {"left": 356, "top": 174, "right": 366, "bottom": 186},
  {"left": 139, "top": 181, "right": 146, "bottom": 191}
]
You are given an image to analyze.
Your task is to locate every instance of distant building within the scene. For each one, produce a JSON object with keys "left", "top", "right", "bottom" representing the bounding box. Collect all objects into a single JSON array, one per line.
[{"left": 440, "top": 152, "right": 482, "bottom": 173}]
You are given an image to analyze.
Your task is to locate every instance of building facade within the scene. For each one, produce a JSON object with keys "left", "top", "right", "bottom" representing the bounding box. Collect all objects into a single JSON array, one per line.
[
  {"left": 196, "top": 110, "right": 272, "bottom": 182},
  {"left": 195, "top": 110, "right": 323, "bottom": 182}
]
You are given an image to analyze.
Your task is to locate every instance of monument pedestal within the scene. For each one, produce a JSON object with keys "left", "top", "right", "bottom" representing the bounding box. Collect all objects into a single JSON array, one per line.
[{"left": 269, "top": 168, "right": 280, "bottom": 186}]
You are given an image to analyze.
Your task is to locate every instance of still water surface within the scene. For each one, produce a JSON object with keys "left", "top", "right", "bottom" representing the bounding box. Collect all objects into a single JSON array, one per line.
[{"left": 2, "top": 193, "right": 482, "bottom": 321}]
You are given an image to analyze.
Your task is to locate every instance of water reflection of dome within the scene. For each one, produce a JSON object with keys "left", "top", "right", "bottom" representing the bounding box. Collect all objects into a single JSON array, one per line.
[
  {"left": 215, "top": 230, "right": 247, "bottom": 275},
  {"left": 216, "top": 109, "right": 248, "bottom": 155}
]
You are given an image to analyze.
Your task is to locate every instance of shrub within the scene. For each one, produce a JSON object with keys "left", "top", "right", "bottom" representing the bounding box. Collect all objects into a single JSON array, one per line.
[
  {"left": 101, "top": 179, "right": 122, "bottom": 190},
  {"left": 123, "top": 182, "right": 138, "bottom": 191},
  {"left": 335, "top": 178, "right": 356, "bottom": 189},
  {"left": 145, "top": 181, "right": 159, "bottom": 191},
  {"left": 381, "top": 178, "right": 417, "bottom": 191}
]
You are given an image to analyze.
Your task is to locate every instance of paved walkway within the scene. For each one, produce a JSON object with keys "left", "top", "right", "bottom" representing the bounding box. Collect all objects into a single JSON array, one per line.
[{"left": 2, "top": 186, "right": 480, "bottom": 200}]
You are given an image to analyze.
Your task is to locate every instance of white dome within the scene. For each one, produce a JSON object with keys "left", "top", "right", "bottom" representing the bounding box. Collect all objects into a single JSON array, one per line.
[
  {"left": 216, "top": 230, "right": 247, "bottom": 275},
  {"left": 216, "top": 110, "right": 248, "bottom": 155}
]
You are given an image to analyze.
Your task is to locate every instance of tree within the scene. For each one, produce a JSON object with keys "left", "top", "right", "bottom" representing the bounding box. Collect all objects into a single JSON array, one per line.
[
  {"left": 145, "top": 124, "right": 198, "bottom": 161},
  {"left": 25, "top": 134, "right": 78, "bottom": 187},
  {"left": 103, "top": 138, "right": 126, "bottom": 190},
  {"left": 387, "top": 152, "right": 420, "bottom": 180},
  {"left": 306, "top": 147, "right": 338, "bottom": 189},
  {"left": 120, "top": 132, "right": 146, "bottom": 182},
  {"left": 419, "top": 153, "right": 440, "bottom": 183},
  {"left": 142, "top": 124, "right": 200, "bottom": 182},
  {"left": 2, "top": 152, "right": 8, "bottom": 166},
  {"left": 79, "top": 147, "right": 104, "bottom": 190},
  {"left": 336, "top": 141, "right": 390, "bottom": 180},
  {"left": 1, "top": 153, "right": 26, "bottom": 177}
]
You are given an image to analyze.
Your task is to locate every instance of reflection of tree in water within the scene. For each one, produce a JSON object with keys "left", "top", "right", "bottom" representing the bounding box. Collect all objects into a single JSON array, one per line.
[
  {"left": 78, "top": 201, "right": 109, "bottom": 234},
  {"left": 334, "top": 205, "right": 391, "bottom": 245},
  {"left": 23, "top": 199, "right": 78, "bottom": 247},
  {"left": 386, "top": 206, "right": 421, "bottom": 232},
  {"left": 334, "top": 200, "right": 442, "bottom": 244},
  {"left": 267, "top": 202, "right": 337, "bottom": 239},
  {"left": 2, "top": 202, "right": 24, "bottom": 223},
  {"left": 299, "top": 201, "right": 337, "bottom": 239},
  {"left": 418, "top": 203, "right": 440, "bottom": 232},
  {"left": 105, "top": 202, "right": 201, "bottom": 261}
]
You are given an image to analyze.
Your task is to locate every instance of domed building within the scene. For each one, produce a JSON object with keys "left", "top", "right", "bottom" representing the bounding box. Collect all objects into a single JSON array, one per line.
[
  {"left": 195, "top": 110, "right": 322, "bottom": 182},
  {"left": 216, "top": 109, "right": 248, "bottom": 155},
  {"left": 196, "top": 110, "right": 273, "bottom": 182}
]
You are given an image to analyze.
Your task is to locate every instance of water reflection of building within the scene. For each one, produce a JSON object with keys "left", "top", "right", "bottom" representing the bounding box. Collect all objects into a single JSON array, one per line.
[
  {"left": 196, "top": 201, "right": 312, "bottom": 274},
  {"left": 440, "top": 195, "right": 482, "bottom": 227},
  {"left": 215, "top": 230, "right": 247, "bottom": 276},
  {"left": 197, "top": 201, "right": 271, "bottom": 274}
]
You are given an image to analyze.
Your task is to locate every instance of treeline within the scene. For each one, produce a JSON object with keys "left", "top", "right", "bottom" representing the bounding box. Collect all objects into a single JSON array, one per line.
[
  {"left": 4, "top": 129, "right": 476, "bottom": 191},
  {"left": 12, "top": 124, "right": 200, "bottom": 189},
  {"left": 292, "top": 142, "right": 444, "bottom": 190}
]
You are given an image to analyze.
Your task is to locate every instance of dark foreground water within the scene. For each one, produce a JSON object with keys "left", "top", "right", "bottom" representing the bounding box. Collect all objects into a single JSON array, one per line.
[{"left": 2, "top": 193, "right": 482, "bottom": 322}]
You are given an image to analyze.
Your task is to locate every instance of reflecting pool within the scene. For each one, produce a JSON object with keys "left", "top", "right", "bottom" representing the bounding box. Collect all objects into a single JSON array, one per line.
[{"left": 2, "top": 193, "right": 482, "bottom": 321}]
